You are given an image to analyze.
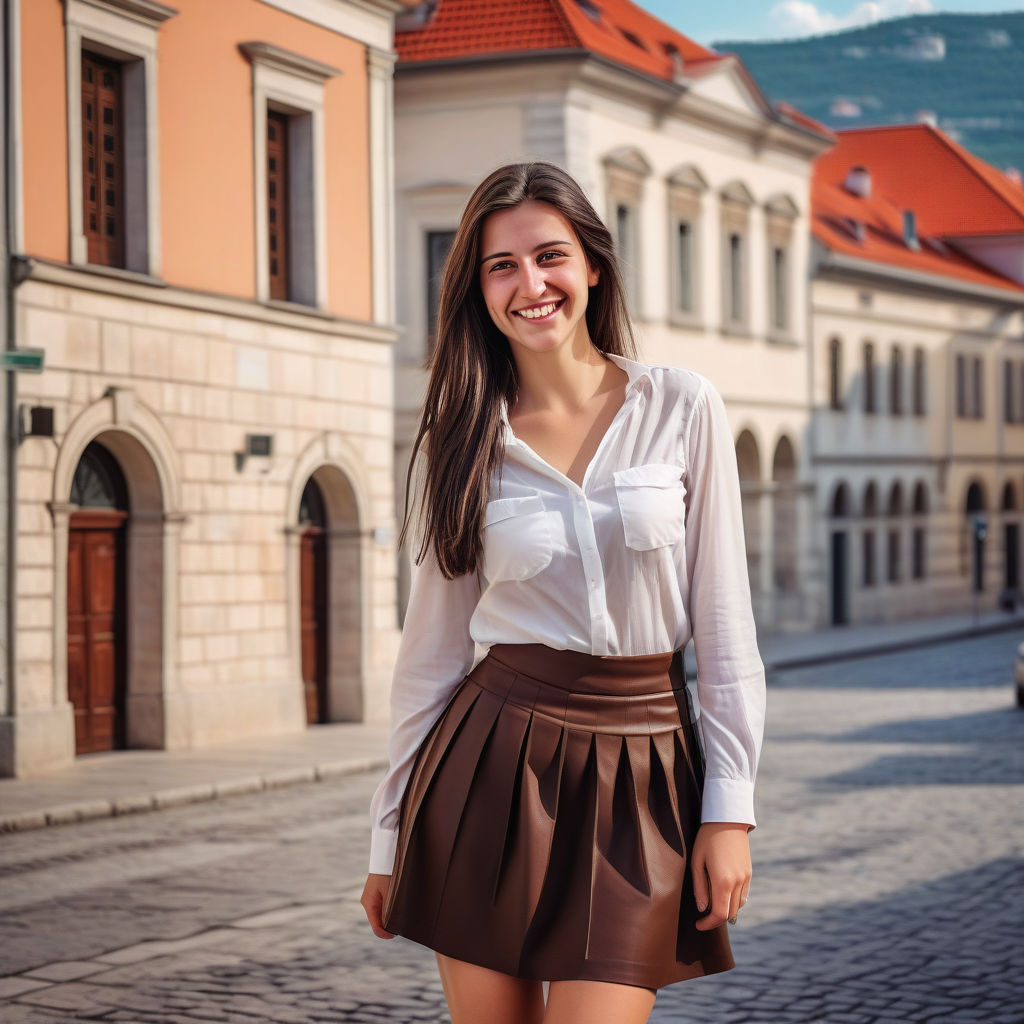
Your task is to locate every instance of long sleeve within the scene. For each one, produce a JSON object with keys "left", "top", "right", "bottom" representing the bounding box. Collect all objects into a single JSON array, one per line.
[
  {"left": 682, "top": 378, "right": 767, "bottom": 831},
  {"left": 367, "top": 538, "right": 480, "bottom": 874}
]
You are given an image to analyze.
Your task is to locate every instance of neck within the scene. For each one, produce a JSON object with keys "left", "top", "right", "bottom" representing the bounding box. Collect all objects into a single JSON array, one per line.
[{"left": 511, "top": 334, "right": 620, "bottom": 415}]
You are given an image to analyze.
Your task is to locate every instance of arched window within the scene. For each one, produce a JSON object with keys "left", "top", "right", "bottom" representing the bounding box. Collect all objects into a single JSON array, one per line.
[
  {"left": 735, "top": 430, "right": 761, "bottom": 596},
  {"left": 911, "top": 481, "right": 928, "bottom": 580},
  {"left": 71, "top": 441, "right": 129, "bottom": 510},
  {"left": 886, "top": 481, "right": 904, "bottom": 582}
]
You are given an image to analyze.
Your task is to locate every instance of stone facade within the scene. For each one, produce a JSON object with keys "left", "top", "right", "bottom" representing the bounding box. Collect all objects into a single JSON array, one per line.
[{"left": 0, "top": 0, "right": 401, "bottom": 776}]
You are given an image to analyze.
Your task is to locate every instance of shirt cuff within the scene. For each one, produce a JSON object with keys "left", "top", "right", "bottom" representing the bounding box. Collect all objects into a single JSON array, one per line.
[
  {"left": 369, "top": 826, "right": 399, "bottom": 875},
  {"left": 700, "top": 777, "right": 757, "bottom": 831}
]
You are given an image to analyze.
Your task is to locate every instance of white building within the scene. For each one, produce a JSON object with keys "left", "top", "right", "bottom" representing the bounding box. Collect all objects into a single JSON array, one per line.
[
  {"left": 810, "top": 124, "right": 1024, "bottom": 626},
  {"left": 391, "top": 0, "right": 835, "bottom": 630}
]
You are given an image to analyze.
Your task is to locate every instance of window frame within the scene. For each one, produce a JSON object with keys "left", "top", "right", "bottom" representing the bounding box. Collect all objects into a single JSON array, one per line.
[
  {"left": 666, "top": 164, "right": 706, "bottom": 327},
  {"left": 719, "top": 181, "right": 753, "bottom": 335},
  {"left": 764, "top": 193, "right": 798, "bottom": 341},
  {"left": 239, "top": 41, "right": 340, "bottom": 310},
  {"left": 603, "top": 147, "right": 651, "bottom": 319},
  {"left": 64, "top": 0, "right": 174, "bottom": 276}
]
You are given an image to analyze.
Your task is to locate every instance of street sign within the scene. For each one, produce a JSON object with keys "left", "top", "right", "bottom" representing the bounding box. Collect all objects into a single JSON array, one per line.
[{"left": 1, "top": 348, "right": 45, "bottom": 373}]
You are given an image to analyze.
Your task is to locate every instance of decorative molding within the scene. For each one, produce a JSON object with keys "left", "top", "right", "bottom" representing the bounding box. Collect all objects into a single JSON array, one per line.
[
  {"left": 23, "top": 260, "right": 399, "bottom": 344},
  {"left": 73, "top": 0, "right": 178, "bottom": 27},
  {"left": 238, "top": 41, "right": 341, "bottom": 84},
  {"left": 666, "top": 163, "right": 709, "bottom": 192}
]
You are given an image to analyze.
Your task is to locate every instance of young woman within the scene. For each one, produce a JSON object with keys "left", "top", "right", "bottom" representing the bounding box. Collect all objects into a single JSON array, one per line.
[{"left": 361, "top": 162, "right": 766, "bottom": 1024}]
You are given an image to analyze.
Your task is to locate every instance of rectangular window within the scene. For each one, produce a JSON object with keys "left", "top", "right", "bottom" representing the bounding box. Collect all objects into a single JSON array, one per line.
[
  {"left": 973, "top": 355, "right": 984, "bottom": 419},
  {"left": 829, "top": 337, "right": 842, "bottom": 410},
  {"left": 771, "top": 245, "right": 787, "bottom": 330},
  {"left": 266, "top": 110, "right": 289, "bottom": 301},
  {"left": 1005, "top": 359, "right": 1015, "bottom": 423},
  {"left": 890, "top": 347, "right": 903, "bottom": 416},
  {"left": 728, "top": 233, "right": 743, "bottom": 323},
  {"left": 913, "top": 347, "right": 926, "bottom": 416},
  {"left": 676, "top": 221, "right": 694, "bottom": 313},
  {"left": 615, "top": 202, "right": 639, "bottom": 309},
  {"left": 81, "top": 52, "right": 124, "bottom": 268},
  {"left": 426, "top": 230, "right": 456, "bottom": 356},
  {"left": 955, "top": 353, "right": 967, "bottom": 417},
  {"left": 864, "top": 342, "right": 876, "bottom": 414}
]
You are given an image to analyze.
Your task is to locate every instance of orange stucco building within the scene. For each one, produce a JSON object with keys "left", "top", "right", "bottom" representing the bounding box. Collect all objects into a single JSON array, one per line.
[{"left": 1, "top": 0, "right": 401, "bottom": 776}]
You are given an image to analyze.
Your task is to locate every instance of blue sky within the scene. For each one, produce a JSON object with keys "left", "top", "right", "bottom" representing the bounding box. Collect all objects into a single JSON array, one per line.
[{"left": 636, "top": 0, "right": 1022, "bottom": 46}]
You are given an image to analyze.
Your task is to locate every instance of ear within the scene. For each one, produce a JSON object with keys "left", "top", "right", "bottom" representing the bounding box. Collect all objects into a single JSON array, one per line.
[{"left": 587, "top": 261, "right": 600, "bottom": 288}]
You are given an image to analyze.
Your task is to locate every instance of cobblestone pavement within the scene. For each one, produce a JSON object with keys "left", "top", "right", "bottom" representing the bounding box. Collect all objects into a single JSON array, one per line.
[{"left": 1, "top": 631, "right": 1022, "bottom": 1023}]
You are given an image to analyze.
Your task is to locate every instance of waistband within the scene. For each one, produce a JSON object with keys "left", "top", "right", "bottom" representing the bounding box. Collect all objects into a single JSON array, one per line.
[
  {"left": 482, "top": 643, "right": 685, "bottom": 695},
  {"left": 468, "top": 644, "right": 689, "bottom": 734}
]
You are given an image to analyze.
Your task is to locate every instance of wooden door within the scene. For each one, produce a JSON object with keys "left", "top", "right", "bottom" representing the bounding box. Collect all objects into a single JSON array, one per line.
[
  {"left": 300, "top": 527, "right": 328, "bottom": 724},
  {"left": 67, "top": 509, "right": 127, "bottom": 754}
]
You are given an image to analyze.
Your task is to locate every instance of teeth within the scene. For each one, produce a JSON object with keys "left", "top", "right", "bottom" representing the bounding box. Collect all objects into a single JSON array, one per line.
[{"left": 516, "top": 301, "right": 559, "bottom": 319}]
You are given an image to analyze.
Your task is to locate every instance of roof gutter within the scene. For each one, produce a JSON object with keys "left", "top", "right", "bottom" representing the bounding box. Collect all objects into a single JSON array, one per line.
[{"left": 816, "top": 247, "right": 1024, "bottom": 307}]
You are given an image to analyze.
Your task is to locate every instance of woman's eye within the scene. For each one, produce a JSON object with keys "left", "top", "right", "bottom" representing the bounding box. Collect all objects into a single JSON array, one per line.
[
  {"left": 538, "top": 251, "right": 566, "bottom": 262},
  {"left": 488, "top": 260, "right": 513, "bottom": 272}
]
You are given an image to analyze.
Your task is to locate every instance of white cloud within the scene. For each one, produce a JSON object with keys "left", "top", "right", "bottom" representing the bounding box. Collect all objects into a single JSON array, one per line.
[{"left": 765, "top": 0, "right": 934, "bottom": 39}]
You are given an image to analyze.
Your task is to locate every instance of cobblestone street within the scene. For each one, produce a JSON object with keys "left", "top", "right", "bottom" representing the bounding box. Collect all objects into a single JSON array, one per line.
[{"left": 1, "top": 631, "right": 1022, "bottom": 1023}]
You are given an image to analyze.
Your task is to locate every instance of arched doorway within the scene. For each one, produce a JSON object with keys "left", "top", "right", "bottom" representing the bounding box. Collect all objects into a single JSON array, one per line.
[
  {"left": 67, "top": 441, "right": 129, "bottom": 754},
  {"left": 965, "top": 481, "right": 986, "bottom": 593},
  {"left": 771, "top": 436, "right": 797, "bottom": 592},
  {"left": 1002, "top": 481, "right": 1019, "bottom": 592},
  {"left": 735, "top": 430, "right": 761, "bottom": 597},
  {"left": 829, "top": 482, "right": 850, "bottom": 626},
  {"left": 299, "top": 477, "right": 329, "bottom": 724}
]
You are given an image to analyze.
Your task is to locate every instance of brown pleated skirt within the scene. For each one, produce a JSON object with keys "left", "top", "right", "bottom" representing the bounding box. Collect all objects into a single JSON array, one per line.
[{"left": 380, "top": 643, "right": 735, "bottom": 990}]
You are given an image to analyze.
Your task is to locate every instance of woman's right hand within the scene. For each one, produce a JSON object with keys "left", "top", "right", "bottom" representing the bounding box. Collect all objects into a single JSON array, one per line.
[{"left": 361, "top": 873, "right": 396, "bottom": 939}]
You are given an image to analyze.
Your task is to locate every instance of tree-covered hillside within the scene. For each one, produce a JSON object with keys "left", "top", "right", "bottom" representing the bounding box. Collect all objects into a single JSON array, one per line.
[{"left": 713, "top": 11, "right": 1024, "bottom": 173}]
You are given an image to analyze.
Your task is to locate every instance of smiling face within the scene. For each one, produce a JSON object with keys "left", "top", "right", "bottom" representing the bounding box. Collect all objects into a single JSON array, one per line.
[{"left": 478, "top": 199, "right": 600, "bottom": 361}]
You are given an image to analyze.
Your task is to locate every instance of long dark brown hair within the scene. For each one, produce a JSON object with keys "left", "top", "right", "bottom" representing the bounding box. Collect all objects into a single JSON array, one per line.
[{"left": 402, "top": 161, "right": 638, "bottom": 578}]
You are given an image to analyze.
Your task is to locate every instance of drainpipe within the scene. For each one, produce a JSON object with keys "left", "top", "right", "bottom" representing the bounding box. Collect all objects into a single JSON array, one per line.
[{"left": 3, "top": 0, "right": 16, "bottom": 724}]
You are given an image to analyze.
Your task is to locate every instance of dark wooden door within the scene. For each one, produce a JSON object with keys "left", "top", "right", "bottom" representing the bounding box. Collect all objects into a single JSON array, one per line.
[
  {"left": 831, "top": 530, "right": 849, "bottom": 626},
  {"left": 1005, "top": 522, "right": 1020, "bottom": 590},
  {"left": 68, "top": 509, "right": 127, "bottom": 754},
  {"left": 300, "top": 527, "right": 328, "bottom": 724}
]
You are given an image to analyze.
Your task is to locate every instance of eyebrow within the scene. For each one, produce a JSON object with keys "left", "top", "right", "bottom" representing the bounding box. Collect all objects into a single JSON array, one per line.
[{"left": 479, "top": 240, "right": 574, "bottom": 265}]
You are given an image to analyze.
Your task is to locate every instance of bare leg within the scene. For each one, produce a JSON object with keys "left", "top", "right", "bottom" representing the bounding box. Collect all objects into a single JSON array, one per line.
[
  {"left": 543, "top": 979, "right": 657, "bottom": 1024},
  {"left": 434, "top": 951, "right": 545, "bottom": 1024}
]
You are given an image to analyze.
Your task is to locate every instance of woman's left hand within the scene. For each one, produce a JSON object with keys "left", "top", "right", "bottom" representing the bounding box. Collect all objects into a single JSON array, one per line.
[{"left": 691, "top": 821, "right": 752, "bottom": 930}]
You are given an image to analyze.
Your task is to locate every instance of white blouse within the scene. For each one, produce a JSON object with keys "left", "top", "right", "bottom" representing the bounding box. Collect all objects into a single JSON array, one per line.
[{"left": 367, "top": 353, "right": 767, "bottom": 875}]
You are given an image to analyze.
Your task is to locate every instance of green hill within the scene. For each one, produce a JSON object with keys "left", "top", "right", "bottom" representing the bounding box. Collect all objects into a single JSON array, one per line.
[{"left": 712, "top": 11, "right": 1024, "bottom": 173}]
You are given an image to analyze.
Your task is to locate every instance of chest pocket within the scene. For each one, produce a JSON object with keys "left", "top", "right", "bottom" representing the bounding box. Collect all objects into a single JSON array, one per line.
[
  {"left": 481, "top": 494, "right": 554, "bottom": 582},
  {"left": 613, "top": 463, "right": 686, "bottom": 551}
]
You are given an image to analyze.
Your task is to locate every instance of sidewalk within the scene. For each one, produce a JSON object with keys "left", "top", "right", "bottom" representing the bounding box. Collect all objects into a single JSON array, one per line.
[{"left": 3, "top": 607, "right": 1022, "bottom": 835}]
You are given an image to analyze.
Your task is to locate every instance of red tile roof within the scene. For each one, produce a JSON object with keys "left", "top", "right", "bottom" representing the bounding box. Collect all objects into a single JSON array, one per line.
[
  {"left": 812, "top": 124, "right": 1024, "bottom": 294},
  {"left": 396, "top": 0, "right": 721, "bottom": 82}
]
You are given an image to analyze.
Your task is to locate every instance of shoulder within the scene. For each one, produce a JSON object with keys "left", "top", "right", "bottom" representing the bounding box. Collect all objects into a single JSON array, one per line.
[{"left": 640, "top": 362, "right": 716, "bottom": 424}]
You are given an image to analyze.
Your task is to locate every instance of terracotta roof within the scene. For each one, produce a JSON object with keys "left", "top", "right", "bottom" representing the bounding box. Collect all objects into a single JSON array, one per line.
[
  {"left": 395, "top": 0, "right": 721, "bottom": 82},
  {"left": 812, "top": 124, "right": 1024, "bottom": 295},
  {"left": 815, "top": 123, "right": 1024, "bottom": 237}
]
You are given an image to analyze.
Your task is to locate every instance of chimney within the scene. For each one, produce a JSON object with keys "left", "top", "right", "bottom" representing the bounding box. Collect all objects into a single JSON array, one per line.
[
  {"left": 843, "top": 165, "right": 871, "bottom": 198},
  {"left": 902, "top": 210, "right": 920, "bottom": 251}
]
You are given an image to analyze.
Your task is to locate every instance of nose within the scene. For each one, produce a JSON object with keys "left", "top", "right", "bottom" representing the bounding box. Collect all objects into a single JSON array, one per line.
[{"left": 519, "top": 259, "right": 546, "bottom": 299}]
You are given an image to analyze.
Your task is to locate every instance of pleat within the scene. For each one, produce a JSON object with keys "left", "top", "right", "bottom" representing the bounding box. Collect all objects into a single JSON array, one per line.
[
  {"left": 500, "top": 716, "right": 566, "bottom": 973},
  {"left": 648, "top": 729, "right": 686, "bottom": 856}
]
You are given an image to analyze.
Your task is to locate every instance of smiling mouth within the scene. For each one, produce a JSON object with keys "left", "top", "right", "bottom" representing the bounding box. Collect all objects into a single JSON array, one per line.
[{"left": 513, "top": 299, "right": 565, "bottom": 321}]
